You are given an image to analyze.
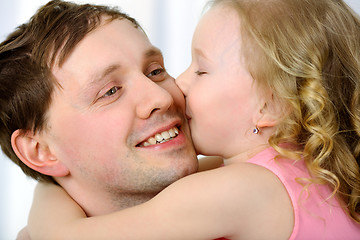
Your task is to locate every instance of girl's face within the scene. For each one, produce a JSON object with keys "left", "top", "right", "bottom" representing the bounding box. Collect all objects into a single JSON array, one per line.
[{"left": 176, "top": 5, "right": 264, "bottom": 159}]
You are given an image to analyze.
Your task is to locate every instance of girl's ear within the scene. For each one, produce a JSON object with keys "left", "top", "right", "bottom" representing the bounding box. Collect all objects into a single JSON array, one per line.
[
  {"left": 253, "top": 94, "right": 281, "bottom": 128},
  {"left": 11, "top": 129, "right": 69, "bottom": 177}
]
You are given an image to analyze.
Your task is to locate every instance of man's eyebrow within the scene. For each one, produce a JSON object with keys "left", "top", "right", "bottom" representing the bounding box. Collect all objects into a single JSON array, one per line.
[
  {"left": 84, "top": 47, "right": 162, "bottom": 95},
  {"left": 145, "top": 47, "right": 163, "bottom": 59},
  {"left": 81, "top": 64, "right": 121, "bottom": 101},
  {"left": 88, "top": 64, "right": 121, "bottom": 88}
]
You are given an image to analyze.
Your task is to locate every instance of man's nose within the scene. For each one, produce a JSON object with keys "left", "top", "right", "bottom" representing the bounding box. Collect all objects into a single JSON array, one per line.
[{"left": 135, "top": 76, "right": 173, "bottom": 119}]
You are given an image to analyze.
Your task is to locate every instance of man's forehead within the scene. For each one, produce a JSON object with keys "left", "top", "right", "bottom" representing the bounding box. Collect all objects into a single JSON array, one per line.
[
  {"left": 51, "top": 17, "right": 140, "bottom": 68},
  {"left": 51, "top": 17, "right": 161, "bottom": 78},
  {"left": 48, "top": 17, "right": 166, "bottom": 112}
]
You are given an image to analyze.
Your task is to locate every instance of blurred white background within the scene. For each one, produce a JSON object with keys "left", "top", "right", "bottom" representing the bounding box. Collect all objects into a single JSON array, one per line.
[{"left": 0, "top": 0, "right": 359, "bottom": 239}]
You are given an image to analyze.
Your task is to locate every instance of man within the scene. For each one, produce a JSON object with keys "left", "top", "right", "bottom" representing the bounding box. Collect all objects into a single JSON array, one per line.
[{"left": 0, "top": 0, "right": 198, "bottom": 220}]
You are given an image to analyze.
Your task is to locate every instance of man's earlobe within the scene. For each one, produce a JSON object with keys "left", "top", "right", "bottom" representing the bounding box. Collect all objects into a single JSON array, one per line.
[{"left": 11, "top": 129, "right": 69, "bottom": 177}]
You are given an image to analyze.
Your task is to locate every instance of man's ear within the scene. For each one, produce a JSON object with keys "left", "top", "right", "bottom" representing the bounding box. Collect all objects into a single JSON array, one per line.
[{"left": 11, "top": 129, "right": 69, "bottom": 177}]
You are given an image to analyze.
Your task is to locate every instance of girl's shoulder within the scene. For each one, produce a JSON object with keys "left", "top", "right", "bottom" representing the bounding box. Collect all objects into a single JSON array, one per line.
[{"left": 169, "top": 162, "right": 294, "bottom": 239}]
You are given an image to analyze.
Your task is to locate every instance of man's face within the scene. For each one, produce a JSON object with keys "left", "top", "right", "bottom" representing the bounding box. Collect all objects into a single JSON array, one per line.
[{"left": 42, "top": 18, "right": 197, "bottom": 213}]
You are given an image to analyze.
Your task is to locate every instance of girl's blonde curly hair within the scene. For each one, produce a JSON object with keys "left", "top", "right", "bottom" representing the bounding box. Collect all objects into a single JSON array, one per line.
[{"left": 213, "top": 0, "right": 360, "bottom": 223}]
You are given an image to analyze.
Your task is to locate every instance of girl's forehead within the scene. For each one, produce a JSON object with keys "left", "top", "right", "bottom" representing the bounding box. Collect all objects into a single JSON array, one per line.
[
  {"left": 200, "top": 5, "right": 238, "bottom": 28},
  {"left": 195, "top": 5, "right": 240, "bottom": 40},
  {"left": 192, "top": 5, "right": 242, "bottom": 57}
]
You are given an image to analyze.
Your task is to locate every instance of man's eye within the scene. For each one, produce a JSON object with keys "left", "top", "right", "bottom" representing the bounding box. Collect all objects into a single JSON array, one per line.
[
  {"left": 147, "top": 67, "right": 164, "bottom": 77},
  {"left": 146, "top": 64, "right": 167, "bottom": 82},
  {"left": 195, "top": 70, "right": 207, "bottom": 76},
  {"left": 104, "top": 86, "right": 121, "bottom": 97}
]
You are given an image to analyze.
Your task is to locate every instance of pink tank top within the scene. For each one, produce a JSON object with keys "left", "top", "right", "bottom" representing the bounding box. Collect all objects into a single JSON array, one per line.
[{"left": 246, "top": 147, "right": 360, "bottom": 239}]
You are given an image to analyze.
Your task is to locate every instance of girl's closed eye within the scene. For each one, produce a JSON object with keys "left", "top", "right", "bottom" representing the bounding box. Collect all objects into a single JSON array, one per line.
[{"left": 195, "top": 70, "right": 207, "bottom": 76}]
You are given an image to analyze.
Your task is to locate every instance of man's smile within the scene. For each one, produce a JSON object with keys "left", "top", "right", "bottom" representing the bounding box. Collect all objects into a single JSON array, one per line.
[{"left": 138, "top": 126, "right": 180, "bottom": 147}]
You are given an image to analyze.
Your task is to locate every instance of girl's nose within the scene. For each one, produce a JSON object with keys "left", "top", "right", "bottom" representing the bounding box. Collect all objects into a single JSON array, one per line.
[{"left": 175, "top": 69, "right": 190, "bottom": 97}]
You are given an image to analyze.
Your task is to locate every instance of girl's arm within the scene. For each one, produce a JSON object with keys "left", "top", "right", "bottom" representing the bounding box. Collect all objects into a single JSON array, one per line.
[
  {"left": 16, "top": 227, "right": 31, "bottom": 240},
  {"left": 27, "top": 156, "right": 223, "bottom": 238},
  {"left": 28, "top": 183, "right": 87, "bottom": 239},
  {"left": 28, "top": 163, "right": 287, "bottom": 239}
]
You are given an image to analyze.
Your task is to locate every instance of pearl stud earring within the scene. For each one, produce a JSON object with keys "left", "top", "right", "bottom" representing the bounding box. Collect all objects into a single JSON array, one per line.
[{"left": 253, "top": 126, "right": 260, "bottom": 134}]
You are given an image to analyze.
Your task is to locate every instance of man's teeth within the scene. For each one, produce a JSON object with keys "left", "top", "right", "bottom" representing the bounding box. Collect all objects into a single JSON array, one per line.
[{"left": 142, "top": 127, "right": 179, "bottom": 147}]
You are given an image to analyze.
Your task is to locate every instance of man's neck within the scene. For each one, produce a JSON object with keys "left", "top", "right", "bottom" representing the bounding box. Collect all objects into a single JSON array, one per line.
[
  {"left": 105, "top": 192, "right": 158, "bottom": 214},
  {"left": 56, "top": 177, "right": 158, "bottom": 216}
]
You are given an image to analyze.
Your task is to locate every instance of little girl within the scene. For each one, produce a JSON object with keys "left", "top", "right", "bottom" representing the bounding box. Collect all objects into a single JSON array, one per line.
[{"left": 28, "top": 0, "right": 360, "bottom": 239}]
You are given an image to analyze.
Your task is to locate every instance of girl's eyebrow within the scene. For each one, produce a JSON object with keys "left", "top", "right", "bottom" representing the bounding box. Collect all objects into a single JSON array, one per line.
[{"left": 194, "top": 48, "right": 211, "bottom": 62}]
